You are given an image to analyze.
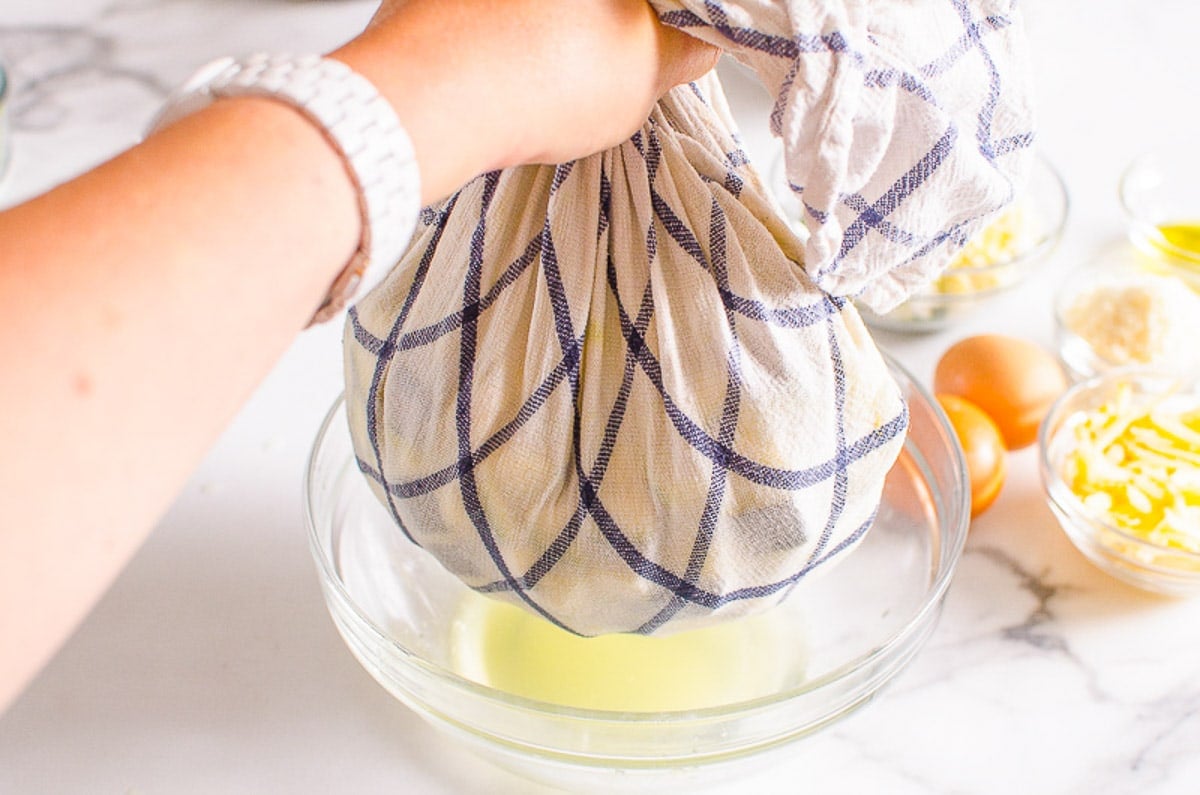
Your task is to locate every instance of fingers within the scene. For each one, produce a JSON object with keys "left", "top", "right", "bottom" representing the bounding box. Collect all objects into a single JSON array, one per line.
[{"left": 344, "top": 0, "right": 725, "bottom": 176}]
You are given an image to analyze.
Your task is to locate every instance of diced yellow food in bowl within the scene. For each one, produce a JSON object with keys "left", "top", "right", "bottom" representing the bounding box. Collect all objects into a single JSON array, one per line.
[{"left": 931, "top": 205, "right": 1028, "bottom": 294}]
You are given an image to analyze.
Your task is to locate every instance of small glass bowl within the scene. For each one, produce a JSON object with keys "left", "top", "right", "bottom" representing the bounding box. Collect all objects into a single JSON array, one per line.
[
  {"left": 858, "top": 153, "right": 1069, "bottom": 332},
  {"left": 1039, "top": 370, "right": 1200, "bottom": 595},
  {"left": 1120, "top": 144, "right": 1200, "bottom": 288},
  {"left": 304, "top": 356, "right": 970, "bottom": 792},
  {"left": 1054, "top": 252, "right": 1200, "bottom": 382}
]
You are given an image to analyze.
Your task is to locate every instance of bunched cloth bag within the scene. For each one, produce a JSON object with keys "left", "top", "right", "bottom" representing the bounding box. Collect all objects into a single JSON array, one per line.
[
  {"left": 343, "top": 0, "right": 1033, "bottom": 636},
  {"left": 649, "top": 0, "right": 1035, "bottom": 310}
]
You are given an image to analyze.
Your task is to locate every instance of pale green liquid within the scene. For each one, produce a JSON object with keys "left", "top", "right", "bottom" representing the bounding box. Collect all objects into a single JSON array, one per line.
[{"left": 448, "top": 595, "right": 808, "bottom": 712}]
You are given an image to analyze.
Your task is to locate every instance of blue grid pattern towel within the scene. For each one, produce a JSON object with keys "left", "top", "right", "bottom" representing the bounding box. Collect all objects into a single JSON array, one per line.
[
  {"left": 344, "top": 71, "right": 911, "bottom": 636},
  {"left": 344, "top": 0, "right": 1032, "bottom": 636},
  {"left": 650, "top": 0, "right": 1035, "bottom": 311}
]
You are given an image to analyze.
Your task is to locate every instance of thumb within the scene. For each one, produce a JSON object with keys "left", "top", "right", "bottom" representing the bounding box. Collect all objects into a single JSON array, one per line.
[{"left": 656, "top": 25, "right": 722, "bottom": 94}]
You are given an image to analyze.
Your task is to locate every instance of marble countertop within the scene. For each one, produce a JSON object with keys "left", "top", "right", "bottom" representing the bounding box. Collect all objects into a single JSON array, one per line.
[{"left": 1, "top": 2, "right": 1198, "bottom": 793}]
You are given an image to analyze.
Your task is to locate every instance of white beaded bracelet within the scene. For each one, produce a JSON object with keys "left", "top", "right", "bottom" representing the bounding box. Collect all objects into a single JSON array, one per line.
[{"left": 148, "top": 53, "right": 420, "bottom": 325}]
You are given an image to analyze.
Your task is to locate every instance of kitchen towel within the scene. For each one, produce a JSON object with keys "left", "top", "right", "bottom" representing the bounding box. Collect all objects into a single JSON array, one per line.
[{"left": 343, "top": 0, "right": 1030, "bottom": 636}]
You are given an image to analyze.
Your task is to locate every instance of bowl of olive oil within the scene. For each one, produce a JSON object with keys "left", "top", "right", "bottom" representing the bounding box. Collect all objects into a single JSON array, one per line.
[
  {"left": 1120, "top": 144, "right": 1200, "bottom": 288},
  {"left": 304, "top": 356, "right": 970, "bottom": 792}
]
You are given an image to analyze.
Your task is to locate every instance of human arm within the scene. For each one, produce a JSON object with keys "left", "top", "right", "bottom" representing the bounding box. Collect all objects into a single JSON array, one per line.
[{"left": 0, "top": 0, "right": 717, "bottom": 713}]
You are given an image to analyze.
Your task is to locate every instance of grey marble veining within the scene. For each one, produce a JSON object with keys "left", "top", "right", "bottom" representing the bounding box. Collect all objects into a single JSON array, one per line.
[{"left": 0, "top": 24, "right": 170, "bottom": 132}]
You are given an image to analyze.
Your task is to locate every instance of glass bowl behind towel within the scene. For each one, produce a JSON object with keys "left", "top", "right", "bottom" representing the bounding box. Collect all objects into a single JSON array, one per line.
[{"left": 304, "top": 355, "right": 970, "bottom": 793}]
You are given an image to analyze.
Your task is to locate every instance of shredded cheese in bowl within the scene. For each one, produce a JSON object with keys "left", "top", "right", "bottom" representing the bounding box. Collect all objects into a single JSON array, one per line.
[
  {"left": 1041, "top": 371, "right": 1200, "bottom": 593},
  {"left": 1061, "top": 382, "right": 1200, "bottom": 554}
]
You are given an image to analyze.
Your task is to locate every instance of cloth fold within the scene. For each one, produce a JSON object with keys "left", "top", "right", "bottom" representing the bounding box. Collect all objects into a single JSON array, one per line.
[{"left": 650, "top": 0, "right": 1034, "bottom": 311}]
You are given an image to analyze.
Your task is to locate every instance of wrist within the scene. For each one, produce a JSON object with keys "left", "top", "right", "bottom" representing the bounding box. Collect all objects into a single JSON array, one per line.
[
  {"left": 329, "top": 17, "right": 526, "bottom": 202},
  {"left": 149, "top": 53, "right": 421, "bottom": 323}
]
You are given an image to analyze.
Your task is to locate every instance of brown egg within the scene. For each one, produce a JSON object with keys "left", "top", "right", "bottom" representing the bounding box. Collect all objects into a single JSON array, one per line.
[
  {"left": 934, "top": 334, "right": 1068, "bottom": 450},
  {"left": 936, "top": 394, "right": 1007, "bottom": 517}
]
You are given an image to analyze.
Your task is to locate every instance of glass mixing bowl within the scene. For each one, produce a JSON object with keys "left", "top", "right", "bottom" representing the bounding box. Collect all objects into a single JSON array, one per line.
[{"left": 305, "top": 356, "right": 970, "bottom": 792}]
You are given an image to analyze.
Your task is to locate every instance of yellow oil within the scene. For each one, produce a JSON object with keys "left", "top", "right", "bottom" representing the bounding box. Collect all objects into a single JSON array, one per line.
[
  {"left": 448, "top": 595, "right": 807, "bottom": 712},
  {"left": 1153, "top": 222, "right": 1200, "bottom": 263}
]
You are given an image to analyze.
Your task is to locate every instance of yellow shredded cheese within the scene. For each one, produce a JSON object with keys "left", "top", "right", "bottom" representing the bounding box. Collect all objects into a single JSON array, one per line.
[{"left": 1061, "top": 382, "right": 1200, "bottom": 554}]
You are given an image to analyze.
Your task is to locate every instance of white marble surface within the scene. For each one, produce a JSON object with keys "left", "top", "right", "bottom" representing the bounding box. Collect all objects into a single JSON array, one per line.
[{"left": 2, "top": 1, "right": 1199, "bottom": 793}]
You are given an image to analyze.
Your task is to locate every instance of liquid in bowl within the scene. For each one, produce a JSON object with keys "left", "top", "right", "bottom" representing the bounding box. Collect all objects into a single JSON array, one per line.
[{"left": 305, "top": 357, "right": 969, "bottom": 791}]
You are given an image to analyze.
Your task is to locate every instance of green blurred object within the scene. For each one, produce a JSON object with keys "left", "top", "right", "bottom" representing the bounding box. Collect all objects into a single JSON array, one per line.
[{"left": 0, "top": 56, "right": 9, "bottom": 181}]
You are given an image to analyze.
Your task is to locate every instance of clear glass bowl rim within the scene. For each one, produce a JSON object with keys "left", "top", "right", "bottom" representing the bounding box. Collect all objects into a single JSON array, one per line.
[{"left": 304, "top": 354, "right": 970, "bottom": 722}]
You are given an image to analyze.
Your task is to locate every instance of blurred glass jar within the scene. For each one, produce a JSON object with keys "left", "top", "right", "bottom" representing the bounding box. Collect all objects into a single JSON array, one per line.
[
  {"left": 1120, "top": 143, "right": 1200, "bottom": 290},
  {"left": 0, "top": 55, "right": 9, "bottom": 183}
]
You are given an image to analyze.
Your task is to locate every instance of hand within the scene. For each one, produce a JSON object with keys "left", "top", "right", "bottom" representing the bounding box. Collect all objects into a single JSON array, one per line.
[
  {"left": 333, "top": 0, "right": 720, "bottom": 201},
  {"left": 0, "top": 0, "right": 717, "bottom": 715}
]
